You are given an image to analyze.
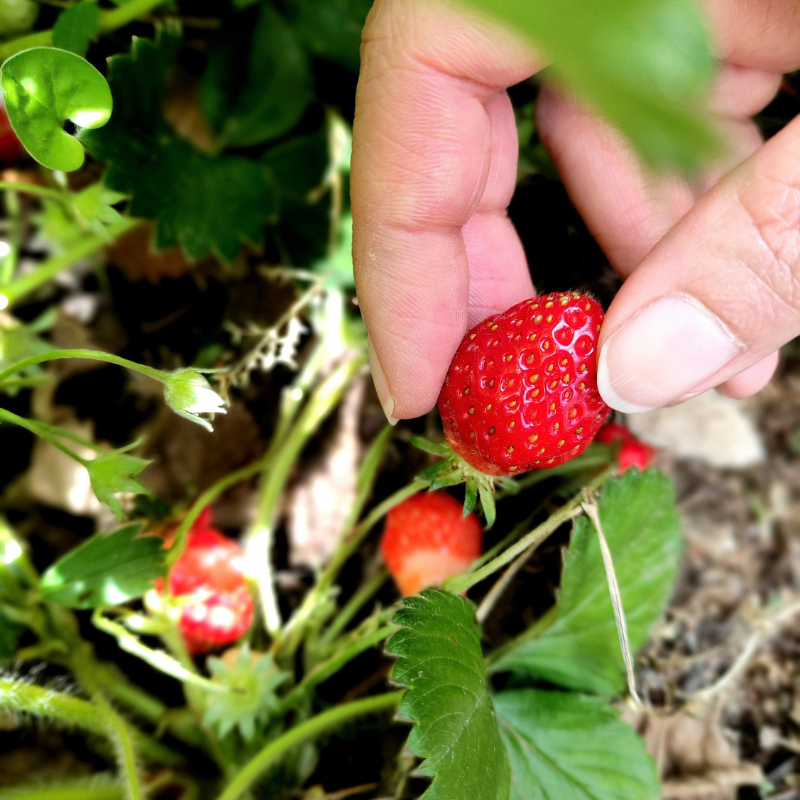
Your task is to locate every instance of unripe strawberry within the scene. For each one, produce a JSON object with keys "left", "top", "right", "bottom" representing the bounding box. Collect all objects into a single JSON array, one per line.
[
  {"left": 165, "top": 512, "right": 253, "bottom": 655},
  {"left": 438, "top": 292, "right": 609, "bottom": 476},
  {"left": 596, "top": 422, "right": 656, "bottom": 474},
  {"left": 381, "top": 492, "right": 482, "bottom": 596}
]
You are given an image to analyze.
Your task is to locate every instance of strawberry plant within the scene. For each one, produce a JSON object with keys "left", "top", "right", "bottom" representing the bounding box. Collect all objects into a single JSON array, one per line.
[{"left": 0, "top": 0, "right": 726, "bottom": 798}]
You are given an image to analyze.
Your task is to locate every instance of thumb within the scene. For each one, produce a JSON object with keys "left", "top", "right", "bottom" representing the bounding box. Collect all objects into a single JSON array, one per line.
[{"left": 597, "top": 114, "right": 800, "bottom": 412}]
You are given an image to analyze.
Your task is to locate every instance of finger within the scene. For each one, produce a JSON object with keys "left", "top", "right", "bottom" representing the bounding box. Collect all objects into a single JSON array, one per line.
[
  {"left": 352, "top": 0, "right": 540, "bottom": 420},
  {"left": 595, "top": 115, "right": 800, "bottom": 413},
  {"left": 704, "top": 0, "right": 800, "bottom": 73},
  {"left": 720, "top": 351, "right": 780, "bottom": 398},
  {"left": 463, "top": 91, "right": 534, "bottom": 325},
  {"left": 536, "top": 73, "right": 769, "bottom": 277}
]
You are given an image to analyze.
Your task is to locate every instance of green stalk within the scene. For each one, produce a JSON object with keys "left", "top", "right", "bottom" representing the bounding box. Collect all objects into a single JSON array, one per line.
[
  {"left": 0, "top": 218, "right": 139, "bottom": 308},
  {"left": 0, "top": 181, "right": 69, "bottom": 203},
  {"left": 247, "top": 353, "right": 366, "bottom": 636},
  {"left": 0, "top": 0, "right": 168, "bottom": 60},
  {"left": 0, "top": 407, "right": 88, "bottom": 464},
  {"left": 0, "top": 347, "right": 165, "bottom": 385},
  {"left": 444, "top": 466, "right": 616, "bottom": 595},
  {"left": 321, "top": 569, "right": 389, "bottom": 646},
  {"left": 0, "top": 679, "right": 182, "bottom": 765},
  {"left": 278, "top": 624, "right": 396, "bottom": 714},
  {"left": 215, "top": 691, "right": 404, "bottom": 800}
]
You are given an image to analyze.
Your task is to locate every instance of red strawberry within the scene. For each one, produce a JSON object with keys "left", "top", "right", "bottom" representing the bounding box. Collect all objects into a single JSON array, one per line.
[
  {"left": 381, "top": 492, "right": 482, "bottom": 596},
  {"left": 164, "top": 512, "right": 253, "bottom": 655},
  {"left": 0, "top": 102, "right": 23, "bottom": 164},
  {"left": 438, "top": 292, "right": 609, "bottom": 477},
  {"left": 596, "top": 422, "right": 656, "bottom": 474}
]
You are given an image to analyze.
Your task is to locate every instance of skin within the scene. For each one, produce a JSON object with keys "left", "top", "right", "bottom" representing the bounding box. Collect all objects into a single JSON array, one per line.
[{"left": 351, "top": 0, "right": 800, "bottom": 421}]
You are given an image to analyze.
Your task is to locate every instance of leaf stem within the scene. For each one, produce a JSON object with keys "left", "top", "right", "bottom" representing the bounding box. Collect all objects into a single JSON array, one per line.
[
  {"left": 215, "top": 691, "right": 404, "bottom": 800},
  {"left": 0, "top": 180, "right": 70, "bottom": 203},
  {"left": 278, "top": 624, "right": 396, "bottom": 714},
  {"left": 321, "top": 569, "right": 389, "bottom": 646},
  {"left": 443, "top": 466, "right": 616, "bottom": 595},
  {"left": 246, "top": 353, "right": 366, "bottom": 637},
  {"left": 0, "top": 218, "right": 139, "bottom": 308},
  {"left": 93, "top": 692, "right": 144, "bottom": 800},
  {"left": 0, "top": 347, "right": 166, "bottom": 385},
  {"left": 0, "top": 407, "right": 88, "bottom": 465}
]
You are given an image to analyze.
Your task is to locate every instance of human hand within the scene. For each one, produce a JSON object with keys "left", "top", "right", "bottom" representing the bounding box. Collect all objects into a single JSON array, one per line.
[{"left": 351, "top": 0, "right": 800, "bottom": 422}]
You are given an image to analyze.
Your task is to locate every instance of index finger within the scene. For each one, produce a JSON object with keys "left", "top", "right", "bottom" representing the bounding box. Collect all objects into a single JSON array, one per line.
[{"left": 352, "top": 0, "right": 541, "bottom": 420}]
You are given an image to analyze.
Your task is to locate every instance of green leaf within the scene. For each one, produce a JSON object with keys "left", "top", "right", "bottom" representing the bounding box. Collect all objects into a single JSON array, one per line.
[
  {"left": 0, "top": 318, "right": 53, "bottom": 395},
  {"left": 0, "top": 610, "right": 22, "bottom": 660},
  {"left": 463, "top": 0, "right": 718, "bottom": 171},
  {"left": 201, "top": 4, "right": 313, "bottom": 148},
  {"left": 40, "top": 523, "right": 165, "bottom": 609},
  {"left": 491, "top": 470, "right": 682, "bottom": 695},
  {"left": 495, "top": 689, "right": 660, "bottom": 800},
  {"left": 79, "top": 29, "right": 276, "bottom": 261},
  {"left": 387, "top": 589, "right": 510, "bottom": 800},
  {"left": 1, "top": 48, "right": 112, "bottom": 172},
  {"left": 52, "top": 2, "right": 101, "bottom": 57},
  {"left": 85, "top": 449, "right": 151, "bottom": 521},
  {"left": 286, "top": 0, "right": 371, "bottom": 71}
]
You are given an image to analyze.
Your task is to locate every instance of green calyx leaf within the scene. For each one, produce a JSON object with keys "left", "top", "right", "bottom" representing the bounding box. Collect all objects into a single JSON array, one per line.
[
  {"left": 86, "top": 448, "right": 151, "bottom": 521},
  {"left": 1, "top": 47, "right": 112, "bottom": 171},
  {"left": 162, "top": 368, "right": 227, "bottom": 432},
  {"left": 495, "top": 689, "right": 660, "bottom": 800},
  {"left": 490, "top": 469, "right": 683, "bottom": 695},
  {"left": 40, "top": 523, "right": 166, "bottom": 609},
  {"left": 52, "top": 2, "right": 101, "bottom": 57},
  {"left": 413, "top": 441, "right": 500, "bottom": 527},
  {"left": 204, "top": 645, "right": 290, "bottom": 742},
  {"left": 388, "top": 589, "right": 511, "bottom": 800},
  {"left": 78, "top": 29, "right": 277, "bottom": 262}
]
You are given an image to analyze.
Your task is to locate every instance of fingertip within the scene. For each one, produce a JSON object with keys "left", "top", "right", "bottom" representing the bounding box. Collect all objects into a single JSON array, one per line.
[{"left": 720, "top": 351, "right": 780, "bottom": 398}]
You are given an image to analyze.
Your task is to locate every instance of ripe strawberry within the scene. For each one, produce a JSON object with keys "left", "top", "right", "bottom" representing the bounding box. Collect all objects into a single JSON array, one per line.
[
  {"left": 164, "top": 511, "right": 253, "bottom": 655},
  {"left": 0, "top": 101, "right": 23, "bottom": 164},
  {"left": 596, "top": 422, "right": 656, "bottom": 474},
  {"left": 438, "top": 292, "right": 610, "bottom": 477},
  {"left": 381, "top": 492, "right": 482, "bottom": 596}
]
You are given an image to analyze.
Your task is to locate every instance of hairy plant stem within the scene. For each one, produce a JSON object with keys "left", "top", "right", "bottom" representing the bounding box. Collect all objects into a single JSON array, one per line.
[
  {"left": 216, "top": 691, "right": 404, "bottom": 800},
  {"left": 0, "top": 407, "right": 87, "bottom": 464},
  {"left": 0, "top": 679, "right": 181, "bottom": 764},
  {"left": 0, "top": 218, "right": 139, "bottom": 308},
  {"left": 0, "top": 180, "right": 69, "bottom": 203},
  {"left": 0, "top": 777, "right": 126, "bottom": 800},
  {"left": 443, "top": 465, "right": 616, "bottom": 595},
  {"left": 93, "top": 692, "right": 144, "bottom": 800},
  {"left": 0, "top": 0, "right": 168, "bottom": 60}
]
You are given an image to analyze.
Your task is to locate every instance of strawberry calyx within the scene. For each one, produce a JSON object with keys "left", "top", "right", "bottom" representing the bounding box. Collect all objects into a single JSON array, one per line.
[{"left": 411, "top": 435, "right": 518, "bottom": 527}]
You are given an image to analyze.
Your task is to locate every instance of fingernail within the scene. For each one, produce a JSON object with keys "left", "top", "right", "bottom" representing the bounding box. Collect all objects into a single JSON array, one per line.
[
  {"left": 597, "top": 295, "right": 743, "bottom": 413},
  {"left": 368, "top": 336, "right": 398, "bottom": 425}
]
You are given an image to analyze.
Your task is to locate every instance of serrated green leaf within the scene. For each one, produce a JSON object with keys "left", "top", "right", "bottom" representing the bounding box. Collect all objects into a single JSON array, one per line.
[
  {"left": 78, "top": 29, "right": 276, "bottom": 262},
  {"left": 52, "top": 2, "right": 101, "bottom": 56},
  {"left": 1, "top": 48, "right": 111, "bottom": 171},
  {"left": 40, "top": 523, "right": 165, "bottom": 609},
  {"left": 286, "top": 0, "right": 371, "bottom": 71},
  {"left": 86, "top": 450, "right": 151, "bottom": 521},
  {"left": 202, "top": 3, "right": 312, "bottom": 148},
  {"left": 0, "top": 320, "right": 52, "bottom": 395},
  {"left": 388, "top": 589, "right": 510, "bottom": 800},
  {"left": 491, "top": 470, "right": 682, "bottom": 695},
  {"left": 463, "top": 0, "right": 718, "bottom": 171},
  {"left": 495, "top": 689, "right": 660, "bottom": 800}
]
